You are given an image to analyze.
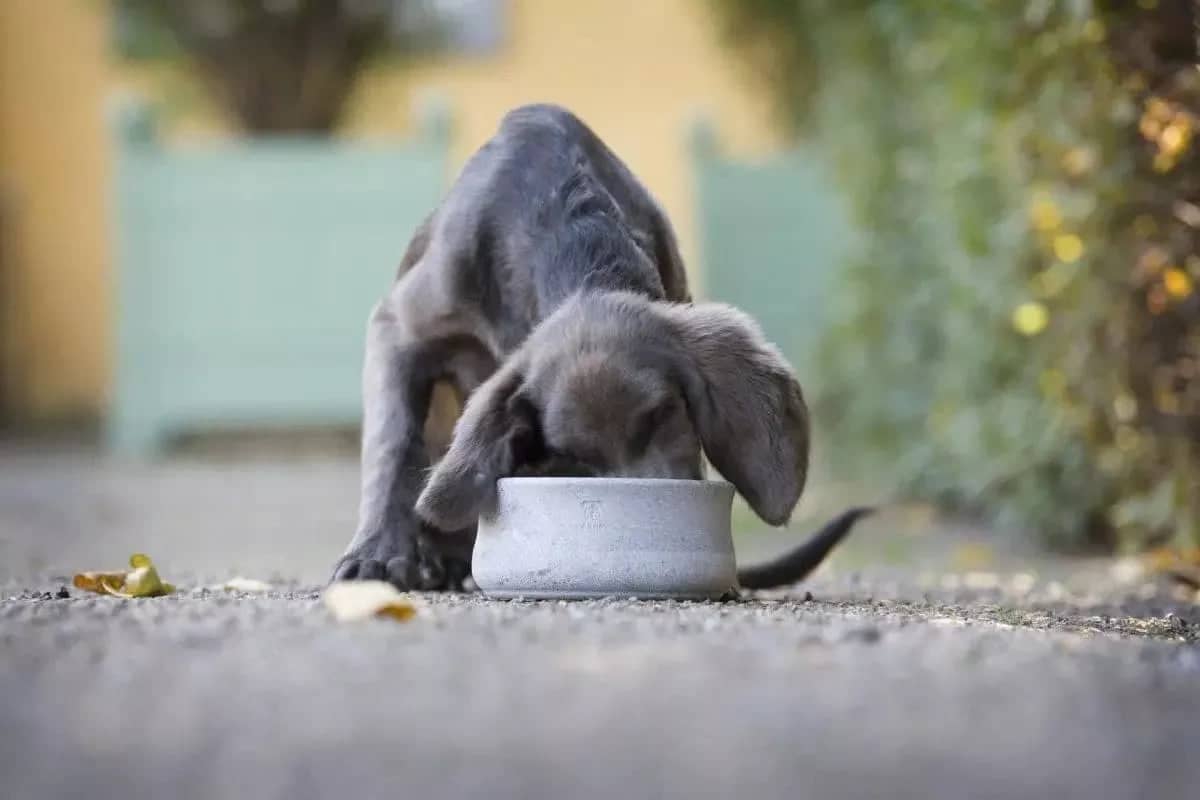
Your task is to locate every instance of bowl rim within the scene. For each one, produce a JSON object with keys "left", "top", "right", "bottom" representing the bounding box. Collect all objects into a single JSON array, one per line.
[{"left": 495, "top": 476, "right": 732, "bottom": 489}]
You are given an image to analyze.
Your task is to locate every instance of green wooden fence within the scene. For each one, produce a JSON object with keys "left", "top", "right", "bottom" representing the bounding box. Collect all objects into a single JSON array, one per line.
[
  {"left": 107, "top": 97, "right": 450, "bottom": 455},
  {"left": 691, "top": 120, "right": 855, "bottom": 382},
  {"left": 107, "top": 107, "right": 848, "bottom": 455}
]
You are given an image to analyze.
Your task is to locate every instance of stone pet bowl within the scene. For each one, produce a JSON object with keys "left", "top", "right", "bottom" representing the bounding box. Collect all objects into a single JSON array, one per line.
[{"left": 472, "top": 477, "right": 737, "bottom": 600}]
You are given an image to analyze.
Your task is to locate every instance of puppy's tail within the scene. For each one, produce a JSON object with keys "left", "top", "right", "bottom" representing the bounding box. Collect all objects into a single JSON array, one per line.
[{"left": 735, "top": 506, "right": 875, "bottom": 590}]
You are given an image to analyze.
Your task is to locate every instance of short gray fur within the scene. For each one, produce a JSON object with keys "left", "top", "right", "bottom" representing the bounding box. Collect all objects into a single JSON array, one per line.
[{"left": 331, "top": 103, "right": 871, "bottom": 591}]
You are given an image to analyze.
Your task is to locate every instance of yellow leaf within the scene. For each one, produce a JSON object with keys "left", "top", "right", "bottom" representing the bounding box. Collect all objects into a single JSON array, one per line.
[
  {"left": 1140, "top": 115, "right": 1163, "bottom": 142},
  {"left": 121, "top": 565, "right": 168, "bottom": 597},
  {"left": 1012, "top": 301, "right": 1049, "bottom": 336},
  {"left": 323, "top": 580, "right": 423, "bottom": 623},
  {"left": 1053, "top": 234, "right": 1084, "bottom": 263},
  {"left": 1029, "top": 196, "right": 1062, "bottom": 231},
  {"left": 377, "top": 603, "right": 419, "bottom": 622},
  {"left": 73, "top": 554, "right": 174, "bottom": 598},
  {"left": 1153, "top": 151, "right": 1177, "bottom": 173},
  {"left": 1146, "top": 96, "right": 1173, "bottom": 122},
  {"left": 1159, "top": 118, "right": 1192, "bottom": 157},
  {"left": 73, "top": 571, "right": 128, "bottom": 594},
  {"left": 1163, "top": 267, "right": 1193, "bottom": 298}
]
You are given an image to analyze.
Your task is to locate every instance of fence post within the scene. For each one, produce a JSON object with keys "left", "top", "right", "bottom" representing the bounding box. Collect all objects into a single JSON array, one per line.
[{"left": 107, "top": 94, "right": 163, "bottom": 456}]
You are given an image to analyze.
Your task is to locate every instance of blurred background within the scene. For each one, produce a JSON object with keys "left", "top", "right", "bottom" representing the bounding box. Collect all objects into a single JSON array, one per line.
[{"left": 1, "top": 0, "right": 1199, "bottom": 585}]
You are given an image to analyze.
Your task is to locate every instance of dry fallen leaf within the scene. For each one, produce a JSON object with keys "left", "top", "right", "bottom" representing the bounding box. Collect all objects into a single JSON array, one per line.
[
  {"left": 221, "top": 577, "right": 273, "bottom": 593},
  {"left": 72, "top": 571, "right": 127, "bottom": 595},
  {"left": 323, "top": 580, "right": 422, "bottom": 623},
  {"left": 73, "top": 553, "right": 175, "bottom": 598}
]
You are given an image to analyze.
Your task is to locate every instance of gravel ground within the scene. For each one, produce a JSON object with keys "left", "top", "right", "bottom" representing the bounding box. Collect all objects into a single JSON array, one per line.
[{"left": 2, "top": 440, "right": 1199, "bottom": 800}]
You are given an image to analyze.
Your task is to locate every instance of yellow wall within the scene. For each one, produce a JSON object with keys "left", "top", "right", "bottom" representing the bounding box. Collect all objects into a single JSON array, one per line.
[
  {"left": 0, "top": 0, "right": 114, "bottom": 420},
  {"left": 0, "top": 0, "right": 779, "bottom": 420}
]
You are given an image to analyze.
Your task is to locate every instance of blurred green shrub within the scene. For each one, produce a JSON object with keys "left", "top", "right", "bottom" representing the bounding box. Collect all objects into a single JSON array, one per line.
[{"left": 712, "top": 0, "right": 1200, "bottom": 550}]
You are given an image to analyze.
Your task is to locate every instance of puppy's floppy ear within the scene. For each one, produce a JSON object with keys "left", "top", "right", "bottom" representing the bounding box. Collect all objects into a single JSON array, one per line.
[
  {"left": 416, "top": 364, "right": 541, "bottom": 531},
  {"left": 664, "top": 303, "right": 810, "bottom": 526}
]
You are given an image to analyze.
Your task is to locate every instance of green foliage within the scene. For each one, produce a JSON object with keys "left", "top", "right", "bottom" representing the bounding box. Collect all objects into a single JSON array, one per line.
[{"left": 712, "top": 0, "right": 1200, "bottom": 550}]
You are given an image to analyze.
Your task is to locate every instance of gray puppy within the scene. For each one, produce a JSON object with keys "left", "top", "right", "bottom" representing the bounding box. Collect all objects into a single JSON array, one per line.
[{"left": 332, "top": 104, "right": 871, "bottom": 591}]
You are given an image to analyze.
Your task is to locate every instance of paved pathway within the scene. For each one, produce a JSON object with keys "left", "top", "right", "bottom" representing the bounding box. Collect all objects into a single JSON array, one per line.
[{"left": 2, "top": 442, "right": 1197, "bottom": 799}]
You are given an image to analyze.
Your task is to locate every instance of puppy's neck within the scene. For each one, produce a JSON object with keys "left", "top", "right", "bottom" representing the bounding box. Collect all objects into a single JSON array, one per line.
[{"left": 533, "top": 174, "right": 667, "bottom": 317}]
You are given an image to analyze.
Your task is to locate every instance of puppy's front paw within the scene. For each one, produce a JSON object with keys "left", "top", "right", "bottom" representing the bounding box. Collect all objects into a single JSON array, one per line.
[{"left": 330, "top": 527, "right": 470, "bottom": 591}]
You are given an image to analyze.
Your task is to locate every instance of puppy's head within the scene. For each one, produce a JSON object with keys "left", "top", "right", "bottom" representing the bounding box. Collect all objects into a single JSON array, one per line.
[{"left": 415, "top": 292, "right": 809, "bottom": 530}]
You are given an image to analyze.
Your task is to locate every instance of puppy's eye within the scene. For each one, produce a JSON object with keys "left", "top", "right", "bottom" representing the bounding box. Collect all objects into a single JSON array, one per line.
[{"left": 629, "top": 398, "right": 674, "bottom": 456}]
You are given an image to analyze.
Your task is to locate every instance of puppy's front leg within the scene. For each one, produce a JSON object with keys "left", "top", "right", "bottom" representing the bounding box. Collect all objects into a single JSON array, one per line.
[{"left": 331, "top": 303, "right": 468, "bottom": 590}]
